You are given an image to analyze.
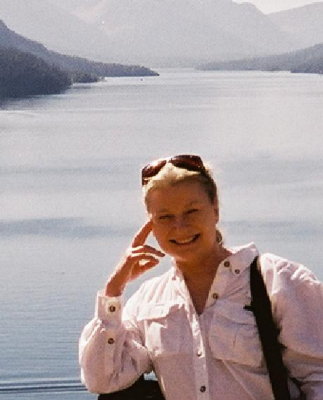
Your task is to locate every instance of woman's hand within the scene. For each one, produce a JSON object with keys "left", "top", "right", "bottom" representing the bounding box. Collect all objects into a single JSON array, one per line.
[{"left": 104, "top": 221, "right": 165, "bottom": 296}]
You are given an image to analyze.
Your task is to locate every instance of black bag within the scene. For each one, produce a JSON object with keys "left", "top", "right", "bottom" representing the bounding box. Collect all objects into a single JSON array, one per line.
[
  {"left": 98, "top": 375, "right": 165, "bottom": 400},
  {"left": 250, "top": 256, "right": 306, "bottom": 400}
]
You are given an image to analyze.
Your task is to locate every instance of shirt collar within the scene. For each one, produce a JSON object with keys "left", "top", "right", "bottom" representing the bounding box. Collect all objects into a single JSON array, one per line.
[
  {"left": 169, "top": 242, "right": 259, "bottom": 279},
  {"left": 224, "top": 242, "right": 259, "bottom": 274}
]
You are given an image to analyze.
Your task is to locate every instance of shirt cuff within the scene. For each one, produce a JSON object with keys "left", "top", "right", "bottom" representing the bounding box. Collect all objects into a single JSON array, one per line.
[{"left": 95, "top": 290, "right": 123, "bottom": 321}]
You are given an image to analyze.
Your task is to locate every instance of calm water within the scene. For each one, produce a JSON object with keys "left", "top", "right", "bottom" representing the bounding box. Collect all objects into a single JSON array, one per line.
[{"left": 1, "top": 69, "right": 323, "bottom": 398}]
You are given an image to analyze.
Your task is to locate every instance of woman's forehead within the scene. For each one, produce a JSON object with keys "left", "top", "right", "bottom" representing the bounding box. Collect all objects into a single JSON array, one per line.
[
  {"left": 147, "top": 182, "right": 212, "bottom": 210},
  {"left": 152, "top": 200, "right": 203, "bottom": 213}
]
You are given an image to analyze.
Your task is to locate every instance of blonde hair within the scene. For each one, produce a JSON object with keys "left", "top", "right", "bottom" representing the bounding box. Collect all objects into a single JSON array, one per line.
[{"left": 143, "top": 161, "right": 217, "bottom": 200}]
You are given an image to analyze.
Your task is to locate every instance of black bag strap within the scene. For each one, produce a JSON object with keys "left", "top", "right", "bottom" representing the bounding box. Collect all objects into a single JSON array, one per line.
[{"left": 250, "top": 256, "right": 291, "bottom": 400}]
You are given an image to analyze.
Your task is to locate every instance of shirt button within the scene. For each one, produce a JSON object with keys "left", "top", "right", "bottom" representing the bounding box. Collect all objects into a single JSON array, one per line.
[
  {"left": 234, "top": 269, "right": 240, "bottom": 274},
  {"left": 212, "top": 293, "right": 219, "bottom": 300},
  {"left": 224, "top": 261, "right": 230, "bottom": 268},
  {"left": 200, "top": 385, "right": 206, "bottom": 392},
  {"left": 107, "top": 338, "right": 115, "bottom": 345},
  {"left": 197, "top": 351, "right": 202, "bottom": 357},
  {"left": 109, "top": 305, "right": 116, "bottom": 312}
]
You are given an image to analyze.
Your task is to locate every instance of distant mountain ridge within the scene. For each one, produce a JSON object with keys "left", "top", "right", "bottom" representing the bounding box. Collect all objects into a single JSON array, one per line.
[
  {"left": 0, "top": 0, "right": 112, "bottom": 61},
  {"left": 269, "top": 2, "right": 323, "bottom": 49},
  {"left": 0, "top": 20, "right": 157, "bottom": 99},
  {"left": 0, "top": 0, "right": 307, "bottom": 66},
  {"left": 199, "top": 43, "right": 323, "bottom": 75},
  {"left": 63, "top": 0, "right": 299, "bottom": 65},
  {"left": 0, "top": 20, "right": 158, "bottom": 79}
]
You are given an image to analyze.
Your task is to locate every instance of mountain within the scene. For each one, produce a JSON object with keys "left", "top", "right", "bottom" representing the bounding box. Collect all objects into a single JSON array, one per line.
[
  {"left": 69, "top": 0, "right": 298, "bottom": 65},
  {"left": 269, "top": 2, "right": 323, "bottom": 49},
  {"left": 0, "top": 20, "right": 158, "bottom": 79},
  {"left": 199, "top": 43, "right": 323, "bottom": 75},
  {"left": 0, "top": 46, "right": 71, "bottom": 98},
  {"left": 0, "top": 0, "right": 299, "bottom": 66},
  {"left": 0, "top": 0, "right": 113, "bottom": 61}
]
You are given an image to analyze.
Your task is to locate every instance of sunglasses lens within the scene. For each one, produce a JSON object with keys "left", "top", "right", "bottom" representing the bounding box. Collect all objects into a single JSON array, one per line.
[
  {"left": 141, "top": 159, "right": 167, "bottom": 185},
  {"left": 171, "top": 155, "right": 204, "bottom": 171},
  {"left": 141, "top": 155, "right": 205, "bottom": 185}
]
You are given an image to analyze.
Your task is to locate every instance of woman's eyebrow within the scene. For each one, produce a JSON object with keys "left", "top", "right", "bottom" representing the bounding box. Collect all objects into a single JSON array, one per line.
[
  {"left": 157, "top": 201, "right": 201, "bottom": 212},
  {"left": 186, "top": 200, "right": 202, "bottom": 206},
  {"left": 155, "top": 208, "right": 171, "bottom": 213}
]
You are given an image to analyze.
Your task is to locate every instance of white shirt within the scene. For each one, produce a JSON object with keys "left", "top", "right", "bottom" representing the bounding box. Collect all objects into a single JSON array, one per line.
[{"left": 79, "top": 243, "right": 323, "bottom": 399}]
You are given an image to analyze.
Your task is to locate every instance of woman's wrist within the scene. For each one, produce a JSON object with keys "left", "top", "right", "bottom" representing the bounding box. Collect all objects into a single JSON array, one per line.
[{"left": 105, "top": 274, "right": 126, "bottom": 297}]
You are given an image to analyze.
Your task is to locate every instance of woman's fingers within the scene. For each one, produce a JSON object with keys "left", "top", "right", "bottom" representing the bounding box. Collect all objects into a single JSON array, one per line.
[
  {"left": 105, "top": 221, "right": 164, "bottom": 296},
  {"left": 125, "top": 247, "right": 164, "bottom": 273},
  {"left": 130, "top": 253, "right": 160, "bottom": 265},
  {"left": 130, "top": 253, "right": 160, "bottom": 276},
  {"left": 132, "top": 244, "right": 165, "bottom": 258},
  {"left": 105, "top": 251, "right": 159, "bottom": 296},
  {"left": 131, "top": 220, "right": 153, "bottom": 247},
  {"left": 130, "top": 221, "right": 165, "bottom": 258}
]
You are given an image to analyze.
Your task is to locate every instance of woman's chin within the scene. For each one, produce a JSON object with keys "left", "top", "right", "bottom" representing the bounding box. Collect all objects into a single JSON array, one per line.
[{"left": 169, "top": 244, "right": 203, "bottom": 263}]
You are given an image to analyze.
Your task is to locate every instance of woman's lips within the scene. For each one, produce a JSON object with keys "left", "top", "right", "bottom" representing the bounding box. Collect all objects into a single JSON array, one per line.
[{"left": 170, "top": 234, "right": 200, "bottom": 245}]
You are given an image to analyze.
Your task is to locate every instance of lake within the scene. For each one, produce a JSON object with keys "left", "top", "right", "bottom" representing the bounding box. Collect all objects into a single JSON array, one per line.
[{"left": 0, "top": 68, "right": 322, "bottom": 398}]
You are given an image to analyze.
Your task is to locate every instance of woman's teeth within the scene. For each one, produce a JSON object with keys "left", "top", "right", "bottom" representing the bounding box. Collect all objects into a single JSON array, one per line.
[{"left": 171, "top": 234, "right": 199, "bottom": 245}]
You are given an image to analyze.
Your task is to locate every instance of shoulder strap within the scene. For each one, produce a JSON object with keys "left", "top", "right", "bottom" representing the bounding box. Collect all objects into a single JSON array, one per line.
[{"left": 250, "top": 257, "right": 291, "bottom": 400}]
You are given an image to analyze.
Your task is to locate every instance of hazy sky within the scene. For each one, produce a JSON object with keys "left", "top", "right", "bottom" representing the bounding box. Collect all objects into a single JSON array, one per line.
[{"left": 234, "top": 0, "right": 318, "bottom": 13}]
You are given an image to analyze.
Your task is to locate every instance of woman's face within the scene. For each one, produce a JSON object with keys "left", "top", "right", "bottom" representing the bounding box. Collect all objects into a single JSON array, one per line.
[{"left": 146, "top": 180, "right": 219, "bottom": 264}]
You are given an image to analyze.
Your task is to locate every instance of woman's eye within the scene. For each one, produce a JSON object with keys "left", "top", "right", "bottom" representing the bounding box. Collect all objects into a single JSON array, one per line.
[
  {"left": 187, "top": 209, "right": 198, "bottom": 215},
  {"left": 159, "top": 214, "right": 172, "bottom": 220}
]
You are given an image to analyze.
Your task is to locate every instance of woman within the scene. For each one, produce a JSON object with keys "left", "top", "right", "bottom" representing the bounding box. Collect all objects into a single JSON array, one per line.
[{"left": 79, "top": 154, "right": 323, "bottom": 399}]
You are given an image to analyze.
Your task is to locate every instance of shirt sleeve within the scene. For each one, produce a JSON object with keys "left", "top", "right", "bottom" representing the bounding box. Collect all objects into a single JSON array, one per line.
[
  {"left": 79, "top": 290, "right": 151, "bottom": 394},
  {"left": 260, "top": 253, "right": 323, "bottom": 399}
]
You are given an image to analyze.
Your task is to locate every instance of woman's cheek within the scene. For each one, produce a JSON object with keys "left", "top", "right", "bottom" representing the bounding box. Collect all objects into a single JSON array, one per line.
[
  {"left": 152, "top": 224, "right": 168, "bottom": 250},
  {"left": 151, "top": 223, "right": 162, "bottom": 241}
]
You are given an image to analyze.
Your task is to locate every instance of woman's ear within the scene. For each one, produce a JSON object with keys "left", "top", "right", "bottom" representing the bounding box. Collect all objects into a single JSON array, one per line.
[{"left": 213, "top": 199, "right": 219, "bottom": 223}]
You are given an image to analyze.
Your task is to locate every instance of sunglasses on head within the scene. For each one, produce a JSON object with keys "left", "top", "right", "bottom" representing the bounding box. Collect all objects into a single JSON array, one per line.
[{"left": 141, "top": 154, "right": 207, "bottom": 186}]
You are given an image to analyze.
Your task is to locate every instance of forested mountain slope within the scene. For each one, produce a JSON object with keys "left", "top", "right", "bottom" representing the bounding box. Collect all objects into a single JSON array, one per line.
[
  {"left": 200, "top": 43, "right": 323, "bottom": 75},
  {"left": 0, "top": 46, "right": 71, "bottom": 98}
]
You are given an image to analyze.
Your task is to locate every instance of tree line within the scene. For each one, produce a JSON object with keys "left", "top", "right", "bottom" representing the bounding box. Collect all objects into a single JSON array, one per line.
[{"left": 200, "top": 43, "right": 323, "bottom": 75}]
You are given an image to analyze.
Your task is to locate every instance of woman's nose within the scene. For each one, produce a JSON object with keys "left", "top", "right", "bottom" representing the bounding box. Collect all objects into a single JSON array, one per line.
[{"left": 173, "top": 215, "right": 188, "bottom": 229}]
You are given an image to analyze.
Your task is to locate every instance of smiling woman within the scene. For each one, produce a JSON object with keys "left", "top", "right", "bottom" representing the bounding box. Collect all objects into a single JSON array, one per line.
[{"left": 79, "top": 155, "right": 323, "bottom": 400}]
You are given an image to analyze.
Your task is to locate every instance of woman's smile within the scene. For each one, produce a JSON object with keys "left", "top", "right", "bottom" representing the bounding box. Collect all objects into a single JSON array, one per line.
[{"left": 169, "top": 233, "right": 200, "bottom": 246}]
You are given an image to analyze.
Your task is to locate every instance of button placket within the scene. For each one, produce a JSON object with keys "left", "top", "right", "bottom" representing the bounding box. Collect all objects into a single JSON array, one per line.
[{"left": 191, "top": 314, "right": 209, "bottom": 400}]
